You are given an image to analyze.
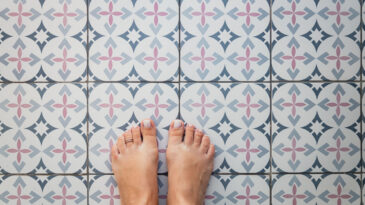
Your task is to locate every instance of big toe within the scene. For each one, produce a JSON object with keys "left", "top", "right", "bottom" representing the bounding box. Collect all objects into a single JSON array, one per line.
[
  {"left": 141, "top": 119, "right": 157, "bottom": 146},
  {"left": 168, "top": 120, "right": 184, "bottom": 145}
]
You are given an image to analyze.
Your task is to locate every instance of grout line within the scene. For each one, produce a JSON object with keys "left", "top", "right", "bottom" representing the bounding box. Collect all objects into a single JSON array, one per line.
[
  {"left": 1, "top": 171, "right": 362, "bottom": 176},
  {"left": 86, "top": 0, "right": 90, "bottom": 204},
  {"left": 269, "top": 0, "right": 273, "bottom": 203},
  {"left": 357, "top": 0, "right": 363, "bottom": 204},
  {"left": 178, "top": 0, "right": 181, "bottom": 120},
  {"left": 1, "top": 80, "right": 365, "bottom": 84}
]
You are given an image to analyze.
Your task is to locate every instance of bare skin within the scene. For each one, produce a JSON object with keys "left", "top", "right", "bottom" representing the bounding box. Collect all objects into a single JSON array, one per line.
[
  {"left": 166, "top": 120, "right": 215, "bottom": 205},
  {"left": 111, "top": 119, "right": 159, "bottom": 205},
  {"left": 111, "top": 119, "right": 214, "bottom": 205}
]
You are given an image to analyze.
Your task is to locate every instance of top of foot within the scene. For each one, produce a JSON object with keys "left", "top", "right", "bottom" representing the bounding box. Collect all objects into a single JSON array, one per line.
[
  {"left": 111, "top": 119, "right": 159, "bottom": 205},
  {"left": 166, "top": 120, "right": 215, "bottom": 205}
]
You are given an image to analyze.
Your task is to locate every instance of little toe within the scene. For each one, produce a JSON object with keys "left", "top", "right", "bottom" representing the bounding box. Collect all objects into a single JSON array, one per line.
[
  {"left": 141, "top": 119, "right": 157, "bottom": 146},
  {"left": 184, "top": 124, "right": 195, "bottom": 146},
  {"left": 117, "top": 135, "right": 126, "bottom": 153},
  {"left": 193, "top": 129, "right": 204, "bottom": 147},
  {"left": 131, "top": 126, "right": 142, "bottom": 145},
  {"left": 207, "top": 144, "right": 215, "bottom": 159},
  {"left": 168, "top": 120, "right": 184, "bottom": 146},
  {"left": 124, "top": 129, "right": 134, "bottom": 148},
  {"left": 200, "top": 135, "right": 211, "bottom": 154}
]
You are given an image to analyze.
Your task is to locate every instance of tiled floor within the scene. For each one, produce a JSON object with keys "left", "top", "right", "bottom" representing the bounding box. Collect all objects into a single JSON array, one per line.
[{"left": 0, "top": 0, "right": 363, "bottom": 204}]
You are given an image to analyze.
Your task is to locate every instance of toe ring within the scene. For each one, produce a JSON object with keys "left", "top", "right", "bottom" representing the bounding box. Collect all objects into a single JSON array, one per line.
[{"left": 125, "top": 138, "right": 134, "bottom": 144}]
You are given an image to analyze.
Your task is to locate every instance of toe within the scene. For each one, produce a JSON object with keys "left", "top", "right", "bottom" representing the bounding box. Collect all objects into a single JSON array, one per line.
[
  {"left": 168, "top": 120, "right": 184, "bottom": 145},
  {"left": 131, "top": 126, "right": 142, "bottom": 145},
  {"left": 207, "top": 144, "right": 215, "bottom": 159},
  {"left": 141, "top": 119, "right": 157, "bottom": 146},
  {"left": 111, "top": 144, "right": 119, "bottom": 161},
  {"left": 117, "top": 135, "right": 125, "bottom": 153},
  {"left": 184, "top": 124, "right": 195, "bottom": 146},
  {"left": 200, "top": 135, "right": 210, "bottom": 154},
  {"left": 124, "top": 129, "right": 134, "bottom": 148},
  {"left": 193, "top": 129, "right": 204, "bottom": 147}
]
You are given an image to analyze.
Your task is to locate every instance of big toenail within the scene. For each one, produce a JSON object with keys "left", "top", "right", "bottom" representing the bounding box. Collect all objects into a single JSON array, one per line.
[
  {"left": 173, "top": 120, "right": 181, "bottom": 128},
  {"left": 143, "top": 120, "right": 151, "bottom": 128}
]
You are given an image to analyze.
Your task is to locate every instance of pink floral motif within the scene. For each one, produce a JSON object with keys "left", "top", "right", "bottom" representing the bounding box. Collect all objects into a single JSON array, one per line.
[
  {"left": 326, "top": 46, "right": 350, "bottom": 70},
  {"left": 99, "top": 94, "right": 123, "bottom": 118},
  {"left": 327, "top": 2, "right": 350, "bottom": 25},
  {"left": 282, "top": 93, "right": 305, "bottom": 117},
  {"left": 192, "top": 93, "right": 215, "bottom": 117},
  {"left": 282, "top": 1, "right": 305, "bottom": 25},
  {"left": 144, "top": 2, "right": 168, "bottom": 26},
  {"left": 236, "top": 186, "right": 260, "bottom": 205},
  {"left": 282, "top": 138, "right": 305, "bottom": 162},
  {"left": 100, "top": 185, "right": 120, "bottom": 205},
  {"left": 7, "top": 94, "right": 31, "bottom": 118},
  {"left": 236, "top": 3, "right": 260, "bottom": 26},
  {"left": 99, "top": 46, "right": 123, "bottom": 71},
  {"left": 99, "top": 139, "right": 114, "bottom": 163},
  {"left": 283, "top": 184, "right": 306, "bottom": 205},
  {"left": 326, "top": 138, "right": 350, "bottom": 162},
  {"left": 7, "top": 185, "right": 31, "bottom": 205},
  {"left": 191, "top": 2, "right": 215, "bottom": 26},
  {"left": 53, "top": 139, "right": 76, "bottom": 164},
  {"left": 145, "top": 94, "right": 168, "bottom": 118},
  {"left": 144, "top": 47, "right": 168, "bottom": 71},
  {"left": 326, "top": 93, "right": 350, "bottom": 117},
  {"left": 236, "top": 94, "right": 260, "bottom": 118},
  {"left": 53, "top": 185, "right": 76, "bottom": 205},
  {"left": 236, "top": 47, "right": 259, "bottom": 71},
  {"left": 53, "top": 3, "right": 77, "bottom": 27},
  {"left": 328, "top": 185, "right": 351, "bottom": 205},
  {"left": 7, "top": 139, "right": 31, "bottom": 164},
  {"left": 53, "top": 94, "right": 77, "bottom": 119},
  {"left": 282, "top": 46, "right": 305, "bottom": 70},
  {"left": 99, "top": 1, "right": 123, "bottom": 26},
  {"left": 8, "top": 3, "right": 31, "bottom": 26},
  {"left": 8, "top": 48, "right": 31, "bottom": 73},
  {"left": 236, "top": 139, "right": 260, "bottom": 162},
  {"left": 53, "top": 48, "right": 77, "bottom": 73},
  {"left": 191, "top": 47, "right": 214, "bottom": 71}
]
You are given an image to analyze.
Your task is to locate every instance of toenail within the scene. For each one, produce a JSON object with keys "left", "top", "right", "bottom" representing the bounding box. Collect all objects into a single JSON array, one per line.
[
  {"left": 173, "top": 120, "right": 182, "bottom": 128},
  {"left": 188, "top": 123, "right": 195, "bottom": 128},
  {"left": 143, "top": 120, "right": 151, "bottom": 128}
]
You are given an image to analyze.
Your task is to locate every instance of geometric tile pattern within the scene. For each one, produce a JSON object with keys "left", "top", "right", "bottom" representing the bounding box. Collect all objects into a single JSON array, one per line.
[
  {"left": 272, "top": 0, "right": 361, "bottom": 81},
  {"left": 0, "top": 0, "right": 364, "bottom": 204}
]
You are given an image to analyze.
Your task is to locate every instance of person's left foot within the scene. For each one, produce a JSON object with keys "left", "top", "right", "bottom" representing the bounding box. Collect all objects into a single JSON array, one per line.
[{"left": 111, "top": 119, "right": 159, "bottom": 205}]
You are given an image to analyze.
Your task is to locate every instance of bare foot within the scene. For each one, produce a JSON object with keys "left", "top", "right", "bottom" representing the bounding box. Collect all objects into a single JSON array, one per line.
[
  {"left": 166, "top": 120, "right": 215, "bottom": 205},
  {"left": 111, "top": 119, "right": 159, "bottom": 205}
]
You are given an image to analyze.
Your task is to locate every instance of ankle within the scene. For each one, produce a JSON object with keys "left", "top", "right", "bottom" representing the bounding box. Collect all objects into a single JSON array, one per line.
[
  {"left": 120, "top": 188, "right": 158, "bottom": 205},
  {"left": 167, "top": 190, "right": 202, "bottom": 205}
]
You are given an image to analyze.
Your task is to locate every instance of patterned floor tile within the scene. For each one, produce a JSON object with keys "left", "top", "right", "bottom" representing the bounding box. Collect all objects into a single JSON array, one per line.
[
  {"left": 88, "top": 83, "right": 179, "bottom": 173},
  {"left": 205, "top": 175, "right": 270, "bottom": 204},
  {"left": 0, "top": 0, "right": 87, "bottom": 82},
  {"left": 0, "top": 175, "right": 87, "bottom": 205},
  {"left": 272, "top": 174, "right": 361, "bottom": 205},
  {"left": 89, "top": 175, "right": 167, "bottom": 205},
  {"left": 180, "top": 83, "right": 270, "bottom": 173},
  {"left": 362, "top": 0, "right": 365, "bottom": 79},
  {"left": 88, "top": 0, "right": 179, "bottom": 81},
  {"left": 363, "top": 84, "right": 365, "bottom": 170},
  {"left": 272, "top": 83, "right": 361, "bottom": 173},
  {"left": 272, "top": 0, "right": 361, "bottom": 80},
  {"left": 0, "top": 83, "right": 87, "bottom": 174},
  {"left": 180, "top": 0, "right": 270, "bottom": 81}
]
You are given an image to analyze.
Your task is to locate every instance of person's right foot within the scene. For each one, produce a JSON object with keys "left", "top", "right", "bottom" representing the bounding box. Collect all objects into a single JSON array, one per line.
[{"left": 166, "top": 120, "right": 215, "bottom": 205}]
